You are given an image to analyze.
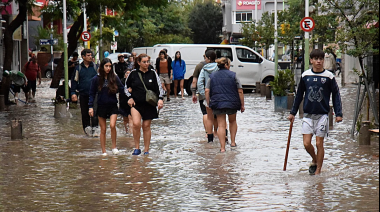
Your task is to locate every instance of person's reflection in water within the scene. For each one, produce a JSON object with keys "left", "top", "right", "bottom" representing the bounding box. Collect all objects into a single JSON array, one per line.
[
  {"left": 303, "top": 181, "right": 328, "bottom": 211},
  {"left": 197, "top": 151, "right": 242, "bottom": 210},
  {"left": 126, "top": 157, "right": 155, "bottom": 193}
]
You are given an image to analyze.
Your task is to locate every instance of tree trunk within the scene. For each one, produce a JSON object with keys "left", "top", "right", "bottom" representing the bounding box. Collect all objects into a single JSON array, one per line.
[
  {"left": 50, "top": 13, "right": 84, "bottom": 88},
  {"left": 0, "top": 0, "right": 27, "bottom": 105}
]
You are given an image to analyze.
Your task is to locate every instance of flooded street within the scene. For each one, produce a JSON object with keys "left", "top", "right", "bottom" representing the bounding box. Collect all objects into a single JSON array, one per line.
[{"left": 0, "top": 78, "right": 378, "bottom": 211}]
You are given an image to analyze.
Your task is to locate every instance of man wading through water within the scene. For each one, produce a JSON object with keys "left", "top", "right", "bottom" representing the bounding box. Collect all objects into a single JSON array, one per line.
[
  {"left": 71, "top": 49, "right": 100, "bottom": 137},
  {"left": 288, "top": 49, "right": 343, "bottom": 175}
]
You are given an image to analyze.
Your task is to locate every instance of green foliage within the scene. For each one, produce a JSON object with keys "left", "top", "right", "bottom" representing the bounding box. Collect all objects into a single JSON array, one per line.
[
  {"left": 257, "top": 12, "right": 274, "bottom": 52},
  {"left": 270, "top": 69, "right": 295, "bottom": 96},
  {"left": 277, "top": 9, "right": 302, "bottom": 47},
  {"left": 114, "top": 2, "right": 192, "bottom": 50},
  {"left": 324, "top": 0, "right": 379, "bottom": 60},
  {"left": 187, "top": 2, "right": 223, "bottom": 44},
  {"left": 240, "top": 21, "right": 260, "bottom": 48},
  {"left": 32, "top": 25, "right": 64, "bottom": 51}
]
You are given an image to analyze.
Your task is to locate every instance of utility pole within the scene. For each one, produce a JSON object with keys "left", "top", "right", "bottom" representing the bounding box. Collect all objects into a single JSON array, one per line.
[
  {"left": 99, "top": 5, "right": 103, "bottom": 61},
  {"left": 83, "top": 1, "right": 87, "bottom": 48},
  {"left": 304, "top": 0, "right": 310, "bottom": 70},
  {"left": 274, "top": 0, "right": 278, "bottom": 75},
  {"left": 255, "top": 0, "right": 258, "bottom": 51},
  {"left": 63, "top": 0, "right": 69, "bottom": 100}
]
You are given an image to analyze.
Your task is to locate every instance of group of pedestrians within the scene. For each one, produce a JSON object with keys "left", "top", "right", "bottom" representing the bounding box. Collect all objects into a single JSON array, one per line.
[
  {"left": 68, "top": 47, "right": 342, "bottom": 175},
  {"left": 192, "top": 49, "right": 245, "bottom": 152},
  {"left": 155, "top": 49, "right": 187, "bottom": 100},
  {"left": 70, "top": 49, "right": 163, "bottom": 156}
]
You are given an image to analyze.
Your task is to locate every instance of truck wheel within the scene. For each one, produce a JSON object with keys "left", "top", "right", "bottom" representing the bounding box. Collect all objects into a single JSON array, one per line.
[
  {"left": 262, "top": 76, "right": 274, "bottom": 85},
  {"left": 185, "top": 77, "right": 193, "bottom": 96}
]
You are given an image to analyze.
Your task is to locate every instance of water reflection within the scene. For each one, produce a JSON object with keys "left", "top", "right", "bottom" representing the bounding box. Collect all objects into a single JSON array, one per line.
[{"left": 0, "top": 79, "right": 378, "bottom": 211}]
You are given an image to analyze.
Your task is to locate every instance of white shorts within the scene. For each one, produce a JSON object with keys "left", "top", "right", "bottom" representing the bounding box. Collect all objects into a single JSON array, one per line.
[{"left": 302, "top": 114, "right": 329, "bottom": 137}]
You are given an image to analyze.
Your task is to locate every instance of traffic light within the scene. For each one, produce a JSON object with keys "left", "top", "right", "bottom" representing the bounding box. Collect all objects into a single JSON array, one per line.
[
  {"left": 281, "top": 23, "right": 285, "bottom": 34},
  {"left": 280, "top": 23, "right": 290, "bottom": 35}
]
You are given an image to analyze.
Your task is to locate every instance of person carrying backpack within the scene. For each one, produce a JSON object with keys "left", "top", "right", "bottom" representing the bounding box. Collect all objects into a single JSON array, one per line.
[
  {"left": 22, "top": 53, "right": 41, "bottom": 103},
  {"left": 70, "top": 49, "right": 99, "bottom": 137}
]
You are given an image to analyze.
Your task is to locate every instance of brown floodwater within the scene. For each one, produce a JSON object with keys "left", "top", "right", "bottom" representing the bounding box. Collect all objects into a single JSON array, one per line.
[{"left": 0, "top": 78, "right": 378, "bottom": 211}]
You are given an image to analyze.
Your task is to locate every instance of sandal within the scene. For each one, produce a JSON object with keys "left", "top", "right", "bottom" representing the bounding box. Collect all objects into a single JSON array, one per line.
[
  {"left": 230, "top": 143, "right": 237, "bottom": 148},
  {"left": 309, "top": 163, "right": 317, "bottom": 175}
]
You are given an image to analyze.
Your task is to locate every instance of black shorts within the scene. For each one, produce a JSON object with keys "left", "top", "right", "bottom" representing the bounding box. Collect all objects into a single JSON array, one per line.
[
  {"left": 23, "top": 80, "right": 36, "bottom": 93},
  {"left": 97, "top": 104, "right": 119, "bottom": 119},
  {"left": 119, "top": 105, "right": 131, "bottom": 117},
  {"left": 132, "top": 101, "right": 158, "bottom": 120},
  {"left": 199, "top": 100, "right": 207, "bottom": 115},
  {"left": 11, "top": 84, "right": 21, "bottom": 93},
  {"left": 213, "top": 109, "right": 237, "bottom": 115}
]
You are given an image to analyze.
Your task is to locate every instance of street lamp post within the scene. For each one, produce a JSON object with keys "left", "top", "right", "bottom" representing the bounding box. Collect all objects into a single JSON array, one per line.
[
  {"left": 63, "top": 0, "right": 69, "bottom": 100},
  {"left": 274, "top": 0, "right": 278, "bottom": 75},
  {"left": 304, "top": 0, "right": 310, "bottom": 70},
  {"left": 83, "top": 1, "right": 87, "bottom": 48}
]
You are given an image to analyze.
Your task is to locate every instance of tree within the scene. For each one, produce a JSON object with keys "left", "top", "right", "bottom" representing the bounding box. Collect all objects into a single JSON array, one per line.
[
  {"left": 187, "top": 2, "right": 223, "bottom": 44},
  {"left": 45, "top": 0, "right": 167, "bottom": 88},
  {"left": 256, "top": 12, "right": 274, "bottom": 59},
  {"left": 324, "top": 0, "right": 379, "bottom": 128},
  {"left": 240, "top": 21, "right": 260, "bottom": 49},
  {"left": 115, "top": 2, "right": 192, "bottom": 51},
  {"left": 278, "top": 8, "right": 302, "bottom": 68},
  {"left": 33, "top": 25, "right": 64, "bottom": 51},
  {"left": 0, "top": 0, "right": 31, "bottom": 105}
]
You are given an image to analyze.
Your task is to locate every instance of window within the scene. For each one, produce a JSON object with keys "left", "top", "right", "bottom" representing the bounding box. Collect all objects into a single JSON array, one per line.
[
  {"left": 235, "top": 12, "right": 253, "bottom": 23},
  {"left": 236, "top": 48, "right": 260, "bottom": 63},
  {"left": 214, "top": 48, "right": 233, "bottom": 61}
]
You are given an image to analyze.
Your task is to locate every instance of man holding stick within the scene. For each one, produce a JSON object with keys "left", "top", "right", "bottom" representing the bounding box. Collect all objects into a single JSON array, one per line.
[{"left": 288, "top": 49, "right": 343, "bottom": 175}]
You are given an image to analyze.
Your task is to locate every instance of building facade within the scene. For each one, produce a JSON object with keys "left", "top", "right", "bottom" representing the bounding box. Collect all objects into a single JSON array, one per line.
[{"left": 221, "top": 0, "right": 288, "bottom": 44}]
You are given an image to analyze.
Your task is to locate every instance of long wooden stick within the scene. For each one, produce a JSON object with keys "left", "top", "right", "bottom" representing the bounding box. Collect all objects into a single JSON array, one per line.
[{"left": 283, "top": 121, "right": 294, "bottom": 171}]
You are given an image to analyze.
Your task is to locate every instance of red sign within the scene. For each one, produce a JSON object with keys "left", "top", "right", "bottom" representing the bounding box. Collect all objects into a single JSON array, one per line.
[
  {"left": 236, "top": 0, "right": 261, "bottom": 10},
  {"left": 106, "top": 9, "right": 118, "bottom": 16},
  {"left": 300, "top": 17, "right": 315, "bottom": 32},
  {"left": 81, "top": 31, "right": 91, "bottom": 42}
]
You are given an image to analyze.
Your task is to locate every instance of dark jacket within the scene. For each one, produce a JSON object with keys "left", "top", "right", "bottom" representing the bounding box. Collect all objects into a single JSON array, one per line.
[
  {"left": 155, "top": 57, "right": 172, "bottom": 77},
  {"left": 209, "top": 69, "right": 241, "bottom": 110},
  {"left": 290, "top": 69, "right": 343, "bottom": 117},
  {"left": 70, "top": 62, "right": 98, "bottom": 96},
  {"left": 125, "top": 68, "right": 164, "bottom": 104},
  {"left": 88, "top": 75, "right": 124, "bottom": 108},
  {"left": 114, "top": 62, "right": 128, "bottom": 79}
]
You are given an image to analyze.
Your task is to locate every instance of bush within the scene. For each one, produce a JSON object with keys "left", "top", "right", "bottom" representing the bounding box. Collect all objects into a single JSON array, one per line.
[{"left": 270, "top": 69, "right": 295, "bottom": 96}]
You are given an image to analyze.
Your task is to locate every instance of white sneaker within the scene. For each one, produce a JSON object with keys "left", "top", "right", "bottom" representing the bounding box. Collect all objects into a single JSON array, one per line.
[
  {"left": 92, "top": 127, "right": 100, "bottom": 137},
  {"left": 112, "top": 148, "right": 119, "bottom": 155},
  {"left": 84, "top": 126, "right": 92, "bottom": 136},
  {"left": 102, "top": 152, "right": 108, "bottom": 156}
]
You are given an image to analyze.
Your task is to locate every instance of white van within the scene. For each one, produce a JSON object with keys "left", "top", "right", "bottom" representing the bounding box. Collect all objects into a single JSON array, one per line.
[
  {"left": 132, "top": 47, "right": 154, "bottom": 59},
  {"left": 132, "top": 44, "right": 276, "bottom": 95}
]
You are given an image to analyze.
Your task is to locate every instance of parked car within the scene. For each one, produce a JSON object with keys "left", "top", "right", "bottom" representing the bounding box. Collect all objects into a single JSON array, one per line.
[
  {"left": 106, "top": 52, "right": 131, "bottom": 64},
  {"left": 133, "top": 44, "right": 276, "bottom": 95},
  {"left": 43, "top": 58, "right": 60, "bottom": 78}
]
